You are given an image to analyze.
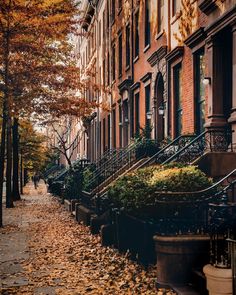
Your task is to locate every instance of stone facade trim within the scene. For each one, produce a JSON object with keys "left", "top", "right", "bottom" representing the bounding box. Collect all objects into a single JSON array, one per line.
[{"left": 147, "top": 46, "right": 168, "bottom": 67}]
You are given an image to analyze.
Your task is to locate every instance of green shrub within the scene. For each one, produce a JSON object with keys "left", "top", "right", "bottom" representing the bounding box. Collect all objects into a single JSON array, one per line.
[
  {"left": 107, "top": 165, "right": 213, "bottom": 215},
  {"left": 64, "top": 164, "right": 83, "bottom": 199},
  {"left": 82, "top": 166, "right": 95, "bottom": 191},
  {"left": 149, "top": 166, "right": 213, "bottom": 192}
]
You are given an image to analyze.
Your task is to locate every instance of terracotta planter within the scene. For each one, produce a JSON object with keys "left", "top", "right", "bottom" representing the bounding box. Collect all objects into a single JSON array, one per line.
[
  {"left": 153, "top": 235, "right": 210, "bottom": 286},
  {"left": 203, "top": 264, "right": 232, "bottom": 295}
]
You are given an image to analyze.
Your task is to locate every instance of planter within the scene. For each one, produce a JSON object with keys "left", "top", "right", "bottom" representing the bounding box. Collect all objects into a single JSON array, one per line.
[
  {"left": 153, "top": 235, "right": 210, "bottom": 286},
  {"left": 115, "top": 212, "right": 156, "bottom": 264},
  {"left": 203, "top": 264, "right": 232, "bottom": 295}
]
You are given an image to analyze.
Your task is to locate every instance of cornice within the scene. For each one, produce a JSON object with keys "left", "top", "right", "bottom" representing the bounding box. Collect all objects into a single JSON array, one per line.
[
  {"left": 184, "top": 27, "right": 206, "bottom": 49},
  {"left": 165, "top": 46, "right": 184, "bottom": 63},
  {"left": 118, "top": 78, "right": 133, "bottom": 93},
  {"left": 147, "top": 46, "right": 168, "bottom": 67},
  {"left": 198, "top": 0, "right": 218, "bottom": 15},
  {"left": 130, "top": 82, "right": 141, "bottom": 91},
  {"left": 140, "top": 72, "right": 152, "bottom": 83}
]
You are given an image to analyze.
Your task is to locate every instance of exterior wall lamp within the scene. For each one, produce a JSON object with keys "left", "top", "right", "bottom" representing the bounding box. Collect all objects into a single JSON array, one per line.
[
  {"left": 124, "top": 117, "right": 129, "bottom": 123},
  {"left": 158, "top": 104, "right": 165, "bottom": 116},
  {"left": 88, "top": 0, "right": 97, "bottom": 8},
  {"left": 202, "top": 77, "right": 211, "bottom": 85},
  {"left": 146, "top": 111, "right": 153, "bottom": 120}
]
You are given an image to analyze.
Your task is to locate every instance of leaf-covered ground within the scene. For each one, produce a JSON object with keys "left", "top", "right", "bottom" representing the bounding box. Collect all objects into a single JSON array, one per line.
[{"left": 0, "top": 182, "right": 176, "bottom": 294}]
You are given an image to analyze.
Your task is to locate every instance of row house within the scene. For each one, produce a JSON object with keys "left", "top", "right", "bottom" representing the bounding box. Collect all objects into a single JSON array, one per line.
[{"left": 76, "top": 0, "right": 236, "bottom": 163}]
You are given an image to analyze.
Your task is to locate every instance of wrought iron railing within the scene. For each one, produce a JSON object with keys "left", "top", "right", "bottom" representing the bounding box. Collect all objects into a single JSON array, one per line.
[
  {"left": 208, "top": 178, "right": 236, "bottom": 268},
  {"left": 163, "top": 129, "right": 233, "bottom": 165},
  {"left": 137, "top": 134, "right": 196, "bottom": 168},
  {"left": 227, "top": 238, "right": 236, "bottom": 295},
  {"left": 88, "top": 139, "right": 159, "bottom": 193},
  {"left": 143, "top": 168, "right": 236, "bottom": 235},
  {"left": 44, "top": 164, "right": 62, "bottom": 179},
  {"left": 94, "top": 149, "right": 118, "bottom": 170}
]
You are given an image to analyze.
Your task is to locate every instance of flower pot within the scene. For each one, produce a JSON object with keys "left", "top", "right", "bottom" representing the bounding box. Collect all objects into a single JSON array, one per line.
[
  {"left": 203, "top": 264, "right": 232, "bottom": 295},
  {"left": 153, "top": 235, "right": 210, "bottom": 286}
]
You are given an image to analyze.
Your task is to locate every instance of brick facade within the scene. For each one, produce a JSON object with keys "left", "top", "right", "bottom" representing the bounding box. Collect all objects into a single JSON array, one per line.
[{"left": 59, "top": 0, "right": 236, "bottom": 165}]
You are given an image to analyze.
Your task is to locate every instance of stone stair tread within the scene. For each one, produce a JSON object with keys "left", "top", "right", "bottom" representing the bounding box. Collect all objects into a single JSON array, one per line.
[{"left": 171, "top": 285, "right": 201, "bottom": 295}]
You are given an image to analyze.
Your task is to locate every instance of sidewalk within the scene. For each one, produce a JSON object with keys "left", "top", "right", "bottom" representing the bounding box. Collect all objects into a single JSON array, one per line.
[{"left": 0, "top": 182, "right": 167, "bottom": 295}]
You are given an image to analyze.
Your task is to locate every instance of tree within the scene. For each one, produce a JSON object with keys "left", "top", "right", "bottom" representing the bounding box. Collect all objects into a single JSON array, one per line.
[
  {"left": 48, "top": 117, "right": 85, "bottom": 168},
  {"left": 0, "top": 0, "right": 98, "bottom": 226}
]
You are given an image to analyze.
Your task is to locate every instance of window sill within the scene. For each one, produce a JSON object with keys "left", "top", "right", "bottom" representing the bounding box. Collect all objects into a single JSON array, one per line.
[
  {"left": 156, "top": 30, "right": 164, "bottom": 41},
  {"left": 117, "top": 7, "right": 122, "bottom": 16},
  {"left": 143, "top": 44, "right": 151, "bottom": 53},
  {"left": 125, "top": 65, "right": 130, "bottom": 72},
  {"left": 133, "top": 55, "right": 139, "bottom": 63},
  {"left": 171, "top": 10, "right": 182, "bottom": 25}
]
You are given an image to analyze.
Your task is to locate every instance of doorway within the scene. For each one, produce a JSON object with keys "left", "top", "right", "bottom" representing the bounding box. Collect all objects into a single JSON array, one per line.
[{"left": 155, "top": 73, "right": 165, "bottom": 141}]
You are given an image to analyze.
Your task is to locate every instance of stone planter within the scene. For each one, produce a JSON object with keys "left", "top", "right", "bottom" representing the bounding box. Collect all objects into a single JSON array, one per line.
[
  {"left": 153, "top": 235, "right": 210, "bottom": 286},
  {"left": 203, "top": 264, "right": 232, "bottom": 295}
]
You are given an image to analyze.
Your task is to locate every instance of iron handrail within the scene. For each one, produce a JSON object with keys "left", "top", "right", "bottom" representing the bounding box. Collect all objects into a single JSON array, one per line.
[
  {"left": 151, "top": 168, "right": 236, "bottom": 202},
  {"left": 87, "top": 139, "right": 144, "bottom": 190},
  {"left": 163, "top": 129, "right": 232, "bottom": 165},
  {"left": 135, "top": 134, "right": 196, "bottom": 170}
]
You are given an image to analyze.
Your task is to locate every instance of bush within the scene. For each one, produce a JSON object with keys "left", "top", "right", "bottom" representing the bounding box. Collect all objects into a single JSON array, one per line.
[
  {"left": 64, "top": 164, "right": 84, "bottom": 199},
  {"left": 149, "top": 166, "right": 213, "bottom": 192},
  {"left": 82, "top": 166, "right": 95, "bottom": 192},
  {"left": 107, "top": 165, "right": 213, "bottom": 215}
]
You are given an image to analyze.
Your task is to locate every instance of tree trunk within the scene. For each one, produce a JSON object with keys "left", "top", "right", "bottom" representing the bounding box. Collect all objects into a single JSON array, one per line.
[
  {"left": 0, "top": 104, "right": 7, "bottom": 227},
  {"left": 6, "top": 115, "right": 13, "bottom": 208},
  {"left": 20, "top": 152, "right": 23, "bottom": 194},
  {"left": 24, "top": 168, "right": 28, "bottom": 186},
  {"left": 12, "top": 118, "right": 20, "bottom": 201}
]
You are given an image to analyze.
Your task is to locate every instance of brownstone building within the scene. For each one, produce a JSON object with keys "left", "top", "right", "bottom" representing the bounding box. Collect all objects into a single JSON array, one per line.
[{"left": 75, "top": 0, "right": 236, "bottom": 163}]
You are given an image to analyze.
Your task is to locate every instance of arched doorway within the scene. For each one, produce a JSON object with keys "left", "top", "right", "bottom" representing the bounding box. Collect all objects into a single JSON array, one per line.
[{"left": 155, "top": 73, "right": 165, "bottom": 142}]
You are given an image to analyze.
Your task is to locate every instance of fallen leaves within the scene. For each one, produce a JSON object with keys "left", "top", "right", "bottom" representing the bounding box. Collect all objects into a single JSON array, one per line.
[{"left": 1, "top": 183, "right": 177, "bottom": 294}]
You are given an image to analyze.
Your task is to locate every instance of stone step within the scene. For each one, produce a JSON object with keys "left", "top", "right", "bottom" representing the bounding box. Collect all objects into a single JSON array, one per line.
[{"left": 171, "top": 285, "right": 201, "bottom": 295}]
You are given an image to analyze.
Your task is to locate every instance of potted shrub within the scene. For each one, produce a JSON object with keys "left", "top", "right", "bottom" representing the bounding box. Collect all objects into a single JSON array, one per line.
[
  {"left": 203, "top": 202, "right": 236, "bottom": 295},
  {"left": 107, "top": 165, "right": 214, "bottom": 285}
]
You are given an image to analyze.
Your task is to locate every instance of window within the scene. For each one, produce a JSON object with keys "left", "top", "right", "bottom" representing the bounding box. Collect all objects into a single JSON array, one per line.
[
  {"left": 135, "top": 92, "right": 140, "bottom": 135},
  {"left": 126, "top": 24, "right": 130, "bottom": 68},
  {"left": 107, "top": 114, "right": 111, "bottom": 150},
  {"left": 98, "top": 20, "right": 101, "bottom": 47},
  {"left": 145, "top": 0, "right": 151, "bottom": 47},
  {"left": 103, "top": 59, "right": 106, "bottom": 86},
  {"left": 118, "top": 33, "right": 122, "bottom": 77},
  {"left": 157, "top": 0, "right": 164, "bottom": 33},
  {"left": 119, "top": 103, "right": 122, "bottom": 146},
  {"left": 134, "top": 10, "right": 139, "bottom": 58},
  {"left": 195, "top": 50, "right": 205, "bottom": 134},
  {"left": 172, "top": 0, "right": 180, "bottom": 16},
  {"left": 103, "top": 10, "right": 106, "bottom": 39},
  {"left": 107, "top": 3, "right": 109, "bottom": 28},
  {"left": 145, "top": 84, "right": 151, "bottom": 129},
  {"left": 118, "top": 0, "right": 122, "bottom": 10},
  {"left": 112, "top": 44, "right": 116, "bottom": 81},
  {"left": 112, "top": 109, "right": 116, "bottom": 148},
  {"left": 130, "top": 94, "right": 134, "bottom": 137},
  {"left": 174, "top": 63, "right": 182, "bottom": 137},
  {"left": 103, "top": 118, "right": 106, "bottom": 152},
  {"left": 111, "top": 0, "right": 115, "bottom": 23},
  {"left": 107, "top": 52, "right": 110, "bottom": 86}
]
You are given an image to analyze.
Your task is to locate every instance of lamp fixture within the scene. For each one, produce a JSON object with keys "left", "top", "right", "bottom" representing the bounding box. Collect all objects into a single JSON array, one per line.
[
  {"left": 202, "top": 77, "right": 211, "bottom": 85},
  {"left": 158, "top": 104, "right": 165, "bottom": 116},
  {"left": 118, "top": 122, "right": 123, "bottom": 126},
  {"left": 88, "top": 0, "right": 96, "bottom": 8},
  {"left": 146, "top": 111, "right": 153, "bottom": 120},
  {"left": 124, "top": 117, "right": 129, "bottom": 123}
]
